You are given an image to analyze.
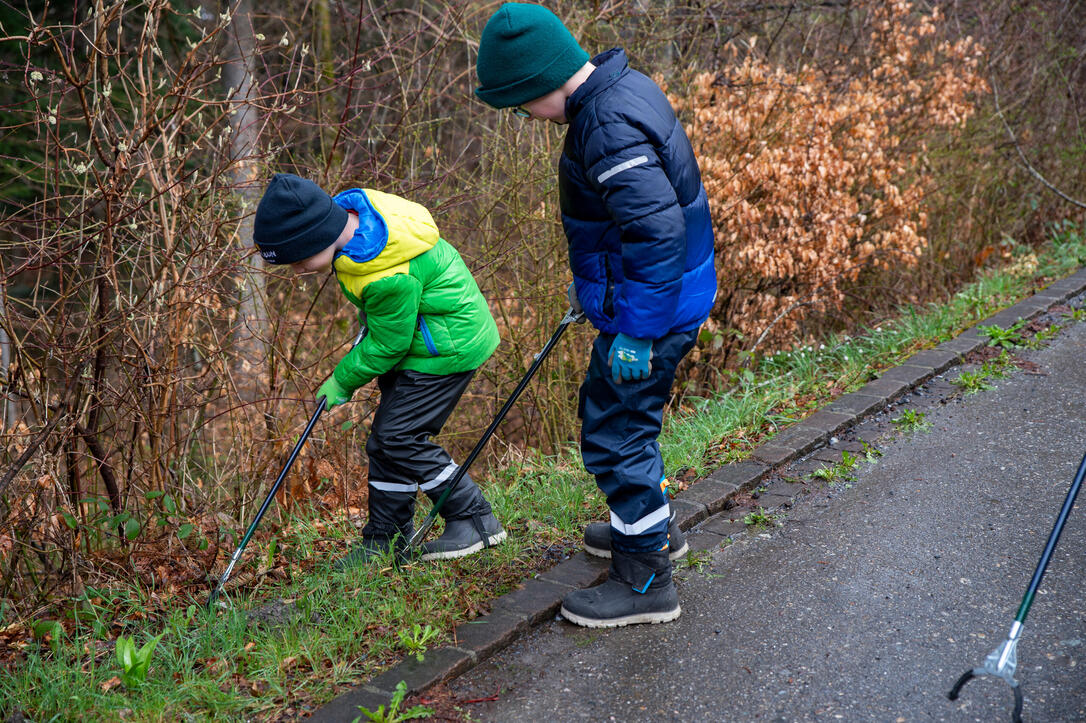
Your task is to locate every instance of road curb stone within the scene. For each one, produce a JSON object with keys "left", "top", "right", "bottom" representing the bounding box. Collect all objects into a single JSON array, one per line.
[{"left": 312, "top": 267, "right": 1086, "bottom": 715}]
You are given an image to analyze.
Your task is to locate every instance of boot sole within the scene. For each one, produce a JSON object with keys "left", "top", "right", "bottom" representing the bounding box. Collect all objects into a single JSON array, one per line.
[
  {"left": 419, "top": 530, "right": 507, "bottom": 561},
  {"left": 583, "top": 540, "right": 689, "bottom": 562},
  {"left": 559, "top": 603, "right": 681, "bottom": 628}
]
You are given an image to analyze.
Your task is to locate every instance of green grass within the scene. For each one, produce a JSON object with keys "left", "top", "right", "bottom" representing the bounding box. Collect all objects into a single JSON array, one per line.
[
  {"left": 2, "top": 471, "right": 606, "bottom": 721},
  {"left": 3, "top": 221, "right": 1085, "bottom": 720}
]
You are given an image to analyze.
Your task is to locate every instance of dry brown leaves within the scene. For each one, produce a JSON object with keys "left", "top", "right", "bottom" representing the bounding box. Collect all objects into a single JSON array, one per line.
[{"left": 667, "top": 0, "right": 987, "bottom": 359}]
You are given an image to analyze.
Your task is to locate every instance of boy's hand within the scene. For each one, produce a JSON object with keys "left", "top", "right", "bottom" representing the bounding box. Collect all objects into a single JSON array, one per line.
[
  {"left": 607, "top": 333, "right": 653, "bottom": 383},
  {"left": 317, "top": 377, "right": 353, "bottom": 408}
]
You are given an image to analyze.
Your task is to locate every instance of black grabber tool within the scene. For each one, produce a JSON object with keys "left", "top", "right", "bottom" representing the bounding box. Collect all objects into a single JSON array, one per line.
[
  {"left": 402, "top": 307, "right": 584, "bottom": 558},
  {"left": 947, "top": 450, "right": 1086, "bottom": 722},
  {"left": 207, "top": 326, "right": 367, "bottom": 609}
]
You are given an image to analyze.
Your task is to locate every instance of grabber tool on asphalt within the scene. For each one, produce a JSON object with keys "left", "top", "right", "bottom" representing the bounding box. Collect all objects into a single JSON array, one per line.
[
  {"left": 207, "top": 326, "right": 368, "bottom": 610},
  {"left": 947, "top": 450, "right": 1086, "bottom": 722},
  {"left": 401, "top": 306, "right": 585, "bottom": 559}
]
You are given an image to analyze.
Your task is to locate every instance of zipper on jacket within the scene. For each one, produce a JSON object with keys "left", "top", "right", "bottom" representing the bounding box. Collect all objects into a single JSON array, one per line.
[{"left": 417, "top": 315, "right": 440, "bottom": 356}]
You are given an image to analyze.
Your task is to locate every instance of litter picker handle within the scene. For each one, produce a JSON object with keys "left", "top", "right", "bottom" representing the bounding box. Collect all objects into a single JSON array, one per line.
[
  {"left": 405, "top": 308, "right": 583, "bottom": 551},
  {"left": 1013, "top": 450, "right": 1086, "bottom": 624},
  {"left": 207, "top": 325, "right": 366, "bottom": 608}
]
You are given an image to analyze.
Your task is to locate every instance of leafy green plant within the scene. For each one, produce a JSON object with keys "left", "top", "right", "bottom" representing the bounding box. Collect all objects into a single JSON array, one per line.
[
  {"left": 1064, "top": 307, "right": 1086, "bottom": 322},
  {"left": 891, "top": 408, "right": 931, "bottom": 433},
  {"left": 981, "top": 350, "right": 1016, "bottom": 378},
  {"left": 145, "top": 490, "right": 206, "bottom": 549},
  {"left": 115, "top": 633, "right": 163, "bottom": 688},
  {"left": 1033, "top": 323, "right": 1062, "bottom": 344},
  {"left": 810, "top": 464, "right": 841, "bottom": 482},
  {"left": 742, "top": 507, "right": 780, "bottom": 530},
  {"left": 31, "top": 620, "right": 65, "bottom": 653},
  {"left": 680, "top": 549, "right": 714, "bottom": 572},
  {"left": 861, "top": 441, "right": 882, "bottom": 463},
  {"left": 353, "top": 680, "right": 433, "bottom": 723},
  {"left": 978, "top": 319, "right": 1028, "bottom": 349},
  {"left": 397, "top": 624, "right": 440, "bottom": 663},
  {"left": 810, "top": 450, "right": 859, "bottom": 485},
  {"left": 952, "top": 370, "right": 994, "bottom": 395}
]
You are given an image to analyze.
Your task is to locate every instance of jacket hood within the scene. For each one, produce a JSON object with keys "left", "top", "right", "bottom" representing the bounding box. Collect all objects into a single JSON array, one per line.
[
  {"left": 333, "top": 188, "right": 389, "bottom": 264},
  {"left": 331, "top": 188, "right": 440, "bottom": 288}
]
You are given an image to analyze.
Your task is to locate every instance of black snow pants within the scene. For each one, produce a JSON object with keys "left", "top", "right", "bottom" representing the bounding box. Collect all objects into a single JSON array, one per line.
[{"left": 361, "top": 368, "right": 492, "bottom": 540}]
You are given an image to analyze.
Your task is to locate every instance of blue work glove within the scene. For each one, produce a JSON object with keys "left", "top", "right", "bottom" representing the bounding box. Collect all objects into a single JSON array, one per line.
[
  {"left": 317, "top": 376, "right": 353, "bottom": 408},
  {"left": 607, "top": 333, "right": 653, "bottom": 383}
]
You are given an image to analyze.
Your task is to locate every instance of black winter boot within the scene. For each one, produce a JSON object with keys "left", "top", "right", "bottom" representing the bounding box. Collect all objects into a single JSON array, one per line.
[
  {"left": 419, "top": 511, "right": 507, "bottom": 561},
  {"left": 334, "top": 532, "right": 408, "bottom": 570},
  {"left": 583, "top": 511, "right": 688, "bottom": 561},
  {"left": 560, "top": 547, "right": 680, "bottom": 628}
]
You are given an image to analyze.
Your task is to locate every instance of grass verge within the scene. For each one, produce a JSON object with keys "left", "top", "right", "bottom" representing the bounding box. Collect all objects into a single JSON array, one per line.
[{"left": 2, "top": 221, "right": 1085, "bottom": 721}]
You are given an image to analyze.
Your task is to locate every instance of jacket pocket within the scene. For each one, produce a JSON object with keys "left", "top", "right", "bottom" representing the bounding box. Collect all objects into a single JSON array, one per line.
[{"left": 417, "top": 315, "right": 440, "bottom": 356}]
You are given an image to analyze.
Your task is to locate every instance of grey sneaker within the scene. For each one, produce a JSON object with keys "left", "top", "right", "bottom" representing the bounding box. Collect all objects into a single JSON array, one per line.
[
  {"left": 560, "top": 548, "right": 680, "bottom": 628},
  {"left": 583, "top": 511, "right": 688, "bottom": 561},
  {"left": 419, "top": 511, "right": 507, "bottom": 561}
]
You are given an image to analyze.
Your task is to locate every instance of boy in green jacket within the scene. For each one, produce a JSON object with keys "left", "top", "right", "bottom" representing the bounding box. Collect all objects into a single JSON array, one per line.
[{"left": 253, "top": 173, "right": 505, "bottom": 566}]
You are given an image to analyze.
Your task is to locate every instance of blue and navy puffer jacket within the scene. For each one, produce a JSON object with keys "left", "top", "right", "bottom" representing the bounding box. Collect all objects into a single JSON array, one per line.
[{"left": 560, "top": 48, "right": 716, "bottom": 339}]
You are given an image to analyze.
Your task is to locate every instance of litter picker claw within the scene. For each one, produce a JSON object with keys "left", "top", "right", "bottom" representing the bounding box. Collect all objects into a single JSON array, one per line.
[{"left": 947, "top": 450, "right": 1086, "bottom": 721}]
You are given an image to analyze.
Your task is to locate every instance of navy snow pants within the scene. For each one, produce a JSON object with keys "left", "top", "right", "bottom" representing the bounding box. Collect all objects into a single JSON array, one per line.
[{"left": 579, "top": 328, "right": 699, "bottom": 554}]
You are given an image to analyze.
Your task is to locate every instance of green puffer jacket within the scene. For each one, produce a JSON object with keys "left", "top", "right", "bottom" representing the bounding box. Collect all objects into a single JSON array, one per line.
[{"left": 330, "top": 188, "right": 499, "bottom": 391}]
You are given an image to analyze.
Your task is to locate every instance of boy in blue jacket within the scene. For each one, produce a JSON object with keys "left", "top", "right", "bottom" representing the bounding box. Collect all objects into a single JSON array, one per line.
[{"left": 475, "top": 3, "right": 717, "bottom": 627}]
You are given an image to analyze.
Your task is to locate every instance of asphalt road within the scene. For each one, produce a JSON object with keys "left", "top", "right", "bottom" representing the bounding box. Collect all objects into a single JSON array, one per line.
[{"left": 448, "top": 311, "right": 1086, "bottom": 722}]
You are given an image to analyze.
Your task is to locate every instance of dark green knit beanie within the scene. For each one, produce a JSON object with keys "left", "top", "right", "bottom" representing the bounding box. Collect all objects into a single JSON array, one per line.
[{"left": 475, "top": 3, "right": 590, "bottom": 108}]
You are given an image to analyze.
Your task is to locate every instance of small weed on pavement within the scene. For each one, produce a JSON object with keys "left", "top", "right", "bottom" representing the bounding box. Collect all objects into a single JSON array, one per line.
[
  {"left": 952, "top": 370, "right": 994, "bottom": 395},
  {"left": 811, "top": 450, "right": 861, "bottom": 486},
  {"left": 743, "top": 508, "right": 782, "bottom": 531},
  {"left": 680, "top": 550, "right": 714, "bottom": 573},
  {"left": 862, "top": 441, "right": 883, "bottom": 463},
  {"left": 891, "top": 408, "right": 931, "bottom": 433},
  {"left": 982, "top": 350, "right": 1016, "bottom": 377}
]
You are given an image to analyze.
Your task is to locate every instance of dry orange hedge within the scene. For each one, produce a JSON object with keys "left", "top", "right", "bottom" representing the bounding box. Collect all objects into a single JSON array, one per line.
[{"left": 669, "top": 0, "right": 987, "bottom": 366}]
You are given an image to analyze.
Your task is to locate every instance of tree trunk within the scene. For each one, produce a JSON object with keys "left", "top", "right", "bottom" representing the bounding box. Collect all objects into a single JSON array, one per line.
[{"left": 223, "top": 0, "right": 268, "bottom": 406}]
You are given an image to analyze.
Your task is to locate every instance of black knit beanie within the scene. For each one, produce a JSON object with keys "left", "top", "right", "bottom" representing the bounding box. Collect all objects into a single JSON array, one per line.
[{"left": 253, "top": 173, "right": 349, "bottom": 265}]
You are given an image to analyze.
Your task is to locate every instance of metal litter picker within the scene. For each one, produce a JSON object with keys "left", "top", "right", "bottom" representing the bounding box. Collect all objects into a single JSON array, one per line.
[
  {"left": 207, "top": 326, "right": 367, "bottom": 609},
  {"left": 947, "top": 450, "right": 1086, "bottom": 722},
  {"left": 401, "top": 306, "right": 584, "bottom": 558}
]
